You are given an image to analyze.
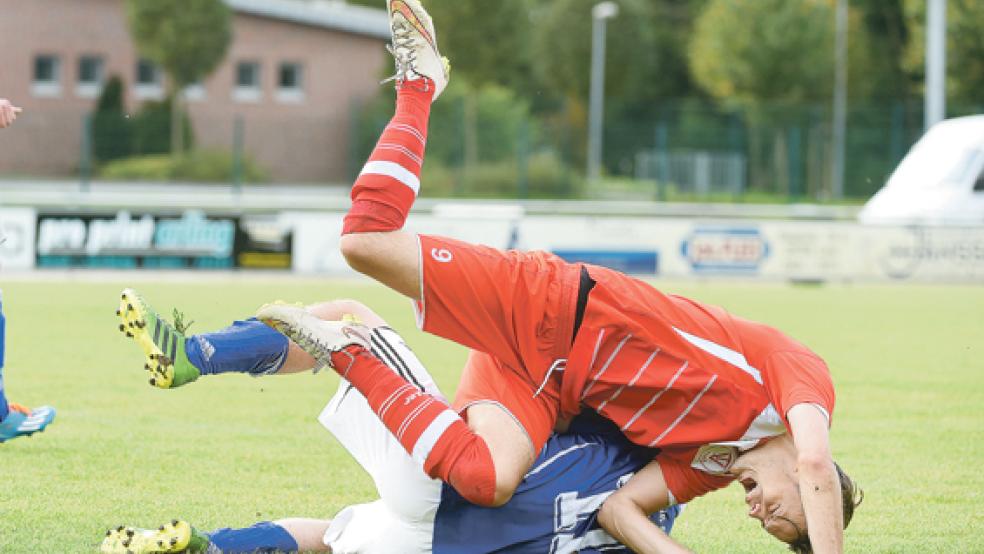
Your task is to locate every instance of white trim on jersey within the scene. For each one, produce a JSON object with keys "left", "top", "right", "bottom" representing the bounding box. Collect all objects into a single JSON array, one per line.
[
  {"left": 587, "top": 330, "right": 606, "bottom": 373},
  {"left": 360, "top": 160, "right": 421, "bottom": 194},
  {"left": 457, "top": 399, "right": 536, "bottom": 457},
  {"left": 672, "top": 326, "right": 763, "bottom": 384},
  {"left": 414, "top": 235, "right": 426, "bottom": 331},
  {"left": 581, "top": 334, "right": 632, "bottom": 399},
  {"left": 525, "top": 441, "right": 598, "bottom": 479},
  {"left": 596, "top": 348, "right": 660, "bottom": 412},
  {"left": 410, "top": 409, "right": 459, "bottom": 466},
  {"left": 621, "top": 361, "right": 689, "bottom": 432},
  {"left": 650, "top": 374, "right": 718, "bottom": 447}
]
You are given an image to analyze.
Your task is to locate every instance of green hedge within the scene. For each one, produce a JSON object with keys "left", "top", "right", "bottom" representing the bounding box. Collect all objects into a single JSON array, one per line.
[
  {"left": 419, "top": 151, "right": 582, "bottom": 198},
  {"left": 98, "top": 150, "right": 268, "bottom": 183}
]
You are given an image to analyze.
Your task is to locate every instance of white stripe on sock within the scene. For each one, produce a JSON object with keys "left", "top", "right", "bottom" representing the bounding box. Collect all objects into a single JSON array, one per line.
[
  {"left": 389, "top": 123, "right": 426, "bottom": 144},
  {"left": 411, "top": 409, "right": 459, "bottom": 466},
  {"left": 361, "top": 160, "right": 420, "bottom": 194}
]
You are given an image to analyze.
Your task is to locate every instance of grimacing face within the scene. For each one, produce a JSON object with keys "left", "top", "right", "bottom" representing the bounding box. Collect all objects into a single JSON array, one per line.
[{"left": 740, "top": 473, "right": 807, "bottom": 544}]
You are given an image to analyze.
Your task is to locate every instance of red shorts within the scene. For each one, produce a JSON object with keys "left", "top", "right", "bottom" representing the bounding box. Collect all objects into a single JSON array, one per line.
[{"left": 413, "top": 234, "right": 581, "bottom": 454}]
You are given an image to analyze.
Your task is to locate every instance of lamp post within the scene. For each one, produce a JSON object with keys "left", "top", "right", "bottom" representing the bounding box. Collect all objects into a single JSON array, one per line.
[
  {"left": 831, "top": 0, "right": 848, "bottom": 199},
  {"left": 588, "top": 1, "right": 618, "bottom": 182},
  {"left": 925, "top": 0, "right": 946, "bottom": 130}
]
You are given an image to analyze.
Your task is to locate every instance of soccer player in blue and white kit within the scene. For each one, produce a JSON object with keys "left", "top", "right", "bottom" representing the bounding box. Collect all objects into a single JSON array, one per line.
[
  {"left": 0, "top": 99, "right": 57, "bottom": 442},
  {"left": 105, "top": 297, "right": 681, "bottom": 553},
  {"left": 0, "top": 289, "right": 56, "bottom": 443}
]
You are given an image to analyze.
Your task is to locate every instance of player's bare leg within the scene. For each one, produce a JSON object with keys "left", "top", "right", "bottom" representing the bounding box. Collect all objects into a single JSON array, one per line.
[
  {"left": 271, "top": 519, "right": 332, "bottom": 552},
  {"left": 332, "top": 0, "right": 534, "bottom": 505}
]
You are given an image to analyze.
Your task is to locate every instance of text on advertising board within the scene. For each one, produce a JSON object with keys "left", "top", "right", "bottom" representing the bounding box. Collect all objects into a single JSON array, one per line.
[{"left": 680, "top": 227, "right": 769, "bottom": 274}]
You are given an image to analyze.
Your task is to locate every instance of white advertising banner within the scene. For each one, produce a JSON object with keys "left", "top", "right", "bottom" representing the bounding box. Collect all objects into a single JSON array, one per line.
[
  {"left": 286, "top": 210, "right": 521, "bottom": 275},
  {"left": 0, "top": 207, "right": 37, "bottom": 270},
  {"left": 289, "top": 209, "right": 984, "bottom": 283}
]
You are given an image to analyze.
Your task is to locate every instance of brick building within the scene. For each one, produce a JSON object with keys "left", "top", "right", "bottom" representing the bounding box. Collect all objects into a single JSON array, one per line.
[{"left": 0, "top": 0, "right": 390, "bottom": 182}]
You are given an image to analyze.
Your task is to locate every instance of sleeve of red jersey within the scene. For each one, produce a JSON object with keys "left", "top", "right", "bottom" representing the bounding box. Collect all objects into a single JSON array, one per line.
[
  {"left": 763, "top": 350, "right": 836, "bottom": 428},
  {"left": 659, "top": 456, "right": 734, "bottom": 505}
]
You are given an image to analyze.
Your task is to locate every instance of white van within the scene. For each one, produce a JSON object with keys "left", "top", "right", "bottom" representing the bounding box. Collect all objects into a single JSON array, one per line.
[{"left": 858, "top": 115, "right": 984, "bottom": 225}]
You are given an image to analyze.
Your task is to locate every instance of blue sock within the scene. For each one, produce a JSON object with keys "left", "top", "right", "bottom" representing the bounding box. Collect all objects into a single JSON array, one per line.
[
  {"left": 0, "top": 370, "right": 8, "bottom": 423},
  {"left": 207, "top": 521, "right": 299, "bottom": 553},
  {"left": 0, "top": 292, "right": 9, "bottom": 422},
  {"left": 185, "top": 319, "right": 290, "bottom": 377}
]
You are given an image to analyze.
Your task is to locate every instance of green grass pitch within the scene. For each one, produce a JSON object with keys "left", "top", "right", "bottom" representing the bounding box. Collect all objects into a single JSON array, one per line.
[{"left": 0, "top": 277, "right": 982, "bottom": 552}]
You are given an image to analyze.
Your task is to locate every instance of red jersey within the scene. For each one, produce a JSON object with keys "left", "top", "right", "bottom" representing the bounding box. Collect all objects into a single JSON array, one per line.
[
  {"left": 413, "top": 235, "right": 835, "bottom": 505},
  {"left": 559, "top": 265, "right": 836, "bottom": 503}
]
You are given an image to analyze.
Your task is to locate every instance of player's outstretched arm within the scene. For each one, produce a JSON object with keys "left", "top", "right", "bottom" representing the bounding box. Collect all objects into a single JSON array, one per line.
[
  {"left": 598, "top": 461, "right": 693, "bottom": 554},
  {"left": 787, "top": 404, "right": 844, "bottom": 554}
]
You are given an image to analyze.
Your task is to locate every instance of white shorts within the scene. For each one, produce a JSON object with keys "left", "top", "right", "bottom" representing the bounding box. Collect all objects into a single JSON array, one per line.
[{"left": 318, "top": 327, "right": 445, "bottom": 554}]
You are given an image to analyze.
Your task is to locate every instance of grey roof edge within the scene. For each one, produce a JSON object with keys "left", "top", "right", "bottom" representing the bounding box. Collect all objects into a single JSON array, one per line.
[{"left": 225, "top": 0, "right": 390, "bottom": 40}]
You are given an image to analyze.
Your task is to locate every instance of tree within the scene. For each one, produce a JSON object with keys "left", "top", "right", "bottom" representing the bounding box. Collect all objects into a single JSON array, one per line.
[
  {"left": 854, "top": 0, "right": 913, "bottom": 100},
  {"left": 689, "top": 0, "right": 837, "bottom": 108},
  {"left": 93, "top": 76, "right": 133, "bottom": 163},
  {"left": 125, "top": 0, "right": 231, "bottom": 155},
  {"left": 429, "top": 0, "right": 535, "bottom": 92},
  {"left": 530, "top": 0, "right": 703, "bottom": 171}
]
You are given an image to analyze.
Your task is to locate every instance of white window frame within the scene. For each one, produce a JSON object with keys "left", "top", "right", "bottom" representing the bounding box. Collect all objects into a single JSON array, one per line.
[
  {"left": 233, "top": 61, "right": 262, "bottom": 103},
  {"left": 76, "top": 55, "right": 105, "bottom": 99},
  {"left": 32, "top": 54, "right": 62, "bottom": 98},
  {"left": 275, "top": 62, "right": 305, "bottom": 103},
  {"left": 135, "top": 59, "right": 165, "bottom": 101}
]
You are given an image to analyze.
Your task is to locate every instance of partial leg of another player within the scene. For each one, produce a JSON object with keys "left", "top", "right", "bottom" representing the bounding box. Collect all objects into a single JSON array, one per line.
[
  {"left": 99, "top": 518, "right": 329, "bottom": 553},
  {"left": 115, "top": 291, "right": 372, "bottom": 389},
  {"left": 0, "top": 292, "right": 55, "bottom": 443},
  {"left": 324, "top": 0, "right": 540, "bottom": 507}
]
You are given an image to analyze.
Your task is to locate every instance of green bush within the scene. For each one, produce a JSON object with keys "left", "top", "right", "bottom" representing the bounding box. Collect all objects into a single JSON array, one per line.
[
  {"left": 92, "top": 76, "right": 133, "bottom": 163},
  {"left": 355, "top": 81, "right": 534, "bottom": 171},
  {"left": 525, "top": 151, "right": 583, "bottom": 198},
  {"left": 417, "top": 151, "right": 581, "bottom": 199},
  {"left": 99, "top": 150, "right": 268, "bottom": 183},
  {"left": 132, "top": 99, "right": 194, "bottom": 155}
]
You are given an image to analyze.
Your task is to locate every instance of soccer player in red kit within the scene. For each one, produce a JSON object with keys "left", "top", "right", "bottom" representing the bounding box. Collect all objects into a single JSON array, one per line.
[{"left": 256, "top": 1, "right": 864, "bottom": 552}]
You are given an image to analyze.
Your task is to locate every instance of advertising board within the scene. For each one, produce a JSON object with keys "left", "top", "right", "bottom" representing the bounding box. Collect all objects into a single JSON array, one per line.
[{"left": 0, "top": 208, "right": 37, "bottom": 270}]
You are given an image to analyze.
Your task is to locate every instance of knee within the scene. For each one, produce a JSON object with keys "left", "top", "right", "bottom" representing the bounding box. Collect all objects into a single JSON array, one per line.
[
  {"left": 306, "top": 299, "right": 383, "bottom": 327},
  {"left": 339, "top": 233, "right": 377, "bottom": 274},
  {"left": 489, "top": 482, "right": 517, "bottom": 508},
  {"left": 447, "top": 460, "right": 518, "bottom": 508}
]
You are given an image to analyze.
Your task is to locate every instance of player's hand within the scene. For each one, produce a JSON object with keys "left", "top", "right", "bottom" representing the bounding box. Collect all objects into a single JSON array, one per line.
[{"left": 0, "top": 98, "right": 23, "bottom": 129}]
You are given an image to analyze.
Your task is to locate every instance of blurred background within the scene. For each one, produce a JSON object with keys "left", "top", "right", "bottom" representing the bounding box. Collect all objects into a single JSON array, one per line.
[
  {"left": 1, "top": 0, "right": 982, "bottom": 279},
  {"left": 1, "top": 2, "right": 984, "bottom": 552}
]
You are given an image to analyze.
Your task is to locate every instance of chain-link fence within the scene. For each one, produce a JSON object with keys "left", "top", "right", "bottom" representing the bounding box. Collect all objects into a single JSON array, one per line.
[{"left": 2, "top": 99, "right": 981, "bottom": 203}]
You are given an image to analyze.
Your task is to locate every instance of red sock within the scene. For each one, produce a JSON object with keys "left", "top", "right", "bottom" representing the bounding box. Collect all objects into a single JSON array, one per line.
[
  {"left": 330, "top": 346, "right": 498, "bottom": 506},
  {"left": 343, "top": 83, "right": 434, "bottom": 234}
]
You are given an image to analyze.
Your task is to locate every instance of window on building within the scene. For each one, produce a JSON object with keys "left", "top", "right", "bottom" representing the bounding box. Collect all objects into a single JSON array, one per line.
[
  {"left": 136, "top": 59, "right": 161, "bottom": 86},
  {"left": 76, "top": 55, "right": 104, "bottom": 98},
  {"left": 276, "top": 62, "right": 304, "bottom": 103},
  {"left": 234, "top": 61, "right": 262, "bottom": 102},
  {"left": 32, "top": 54, "right": 61, "bottom": 97},
  {"left": 135, "top": 59, "right": 164, "bottom": 100}
]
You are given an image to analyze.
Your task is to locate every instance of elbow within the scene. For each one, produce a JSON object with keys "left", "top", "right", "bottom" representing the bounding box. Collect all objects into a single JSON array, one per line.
[
  {"left": 797, "top": 450, "right": 834, "bottom": 477},
  {"left": 598, "top": 494, "right": 629, "bottom": 535}
]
